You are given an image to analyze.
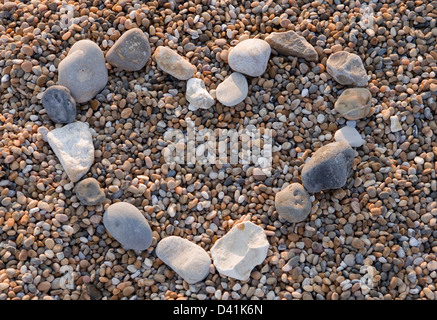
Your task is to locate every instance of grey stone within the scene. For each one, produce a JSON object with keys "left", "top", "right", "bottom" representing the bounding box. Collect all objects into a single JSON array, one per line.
[
  {"left": 41, "top": 85, "right": 76, "bottom": 123},
  {"left": 301, "top": 141, "right": 355, "bottom": 193},
  {"left": 327, "top": 51, "right": 368, "bottom": 86},
  {"left": 58, "top": 40, "right": 108, "bottom": 103},
  {"left": 103, "top": 202, "right": 152, "bottom": 251},
  {"left": 75, "top": 177, "right": 105, "bottom": 206},
  {"left": 265, "top": 30, "right": 318, "bottom": 62},
  {"left": 275, "top": 183, "right": 312, "bottom": 223},
  {"left": 228, "top": 39, "right": 271, "bottom": 77},
  {"left": 106, "top": 28, "right": 151, "bottom": 71}
]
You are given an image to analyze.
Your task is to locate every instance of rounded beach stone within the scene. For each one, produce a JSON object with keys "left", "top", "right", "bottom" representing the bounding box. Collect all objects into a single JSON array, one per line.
[
  {"left": 75, "top": 177, "right": 105, "bottom": 206},
  {"left": 265, "top": 30, "right": 318, "bottom": 62},
  {"left": 216, "top": 72, "right": 248, "bottom": 106},
  {"left": 334, "top": 88, "right": 372, "bottom": 120},
  {"left": 327, "top": 51, "right": 368, "bottom": 86},
  {"left": 41, "top": 85, "right": 76, "bottom": 123},
  {"left": 103, "top": 202, "right": 152, "bottom": 251},
  {"left": 153, "top": 46, "right": 196, "bottom": 80},
  {"left": 58, "top": 40, "right": 108, "bottom": 103},
  {"left": 156, "top": 236, "right": 211, "bottom": 284},
  {"left": 275, "top": 183, "right": 311, "bottom": 223},
  {"left": 301, "top": 141, "right": 355, "bottom": 193},
  {"left": 228, "top": 39, "right": 271, "bottom": 77},
  {"left": 106, "top": 28, "right": 151, "bottom": 71}
]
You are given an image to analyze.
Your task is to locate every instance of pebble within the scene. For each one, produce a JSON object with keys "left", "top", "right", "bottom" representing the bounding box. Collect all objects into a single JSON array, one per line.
[
  {"left": 265, "top": 30, "right": 318, "bottom": 61},
  {"left": 275, "top": 183, "right": 312, "bottom": 223},
  {"left": 334, "top": 126, "right": 364, "bottom": 147},
  {"left": 185, "top": 78, "right": 215, "bottom": 111},
  {"left": 106, "top": 28, "right": 151, "bottom": 71},
  {"left": 302, "top": 141, "right": 355, "bottom": 193},
  {"left": 47, "top": 122, "right": 94, "bottom": 183},
  {"left": 334, "top": 88, "right": 372, "bottom": 120},
  {"left": 228, "top": 39, "right": 271, "bottom": 77},
  {"left": 211, "top": 221, "right": 269, "bottom": 281},
  {"left": 74, "top": 177, "right": 106, "bottom": 206},
  {"left": 58, "top": 39, "right": 108, "bottom": 103},
  {"left": 216, "top": 72, "right": 248, "bottom": 106},
  {"left": 156, "top": 236, "right": 211, "bottom": 284},
  {"left": 327, "top": 51, "right": 368, "bottom": 86},
  {"left": 41, "top": 85, "right": 76, "bottom": 124},
  {"left": 153, "top": 46, "right": 196, "bottom": 80},
  {"left": 103, "top": 202, "right": 153, "bottom": 251}
]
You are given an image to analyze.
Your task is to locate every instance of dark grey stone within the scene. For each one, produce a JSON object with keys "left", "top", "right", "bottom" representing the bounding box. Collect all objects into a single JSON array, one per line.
[
  {"left": 106, "top": 28, "right": 151, "bottom": 71},
  {"left": 103, "top": 202, "right": 153, "bottom": 251},
  {"left": 301, "top": 141, "right": 355, "bottom": 193},
  {"left": 75, "top": 177, "right": 105, "bottom": 206},
  {"left": 41, "top": 85, "right": 76, "bottom": 123}
]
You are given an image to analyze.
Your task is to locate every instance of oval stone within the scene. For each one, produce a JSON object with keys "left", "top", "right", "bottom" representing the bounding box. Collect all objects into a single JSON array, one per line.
[
  {"left": 75, "top": 177, "right": 105, "bottom": 206},
  {"left": 216, "top": 72, "right": 248, "bottom": 106},
  {"left": 58, "top": 40, "right": 108, "bottom": 103},
  {"left": 275, "top": 183, "right": 312, "bottom": 223},
  {"left": 153, "top": 46, "right": 196, "bottom": 80},
  {"left": 41, "top": 85, "right": 76, "bottom": 124},
  {"left": 228, "top": 39, "right": 271, "bottom": 77},
  {"left": 156, "top": 236, "right": 211, "bottom": 284},
  {"left": 334, "top": 88, "right": 372, "bottom": 120},
  {"left": 103, "top": 202, "right": 152, "bottom": 251}
]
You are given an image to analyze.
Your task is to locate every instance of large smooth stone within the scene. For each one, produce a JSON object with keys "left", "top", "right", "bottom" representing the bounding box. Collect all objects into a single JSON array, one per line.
[
  {"left": 153, "top": 46, "right": 196, "bottom": 80},
  {"left": 210, "top": 221, "right": 269, "bottom": 281},
  {"left": 301, "top": 141, "right": 355, "bottom": 193},
  {"left": 335, "top": 88, "right": 372, "bottom": 120},
  {"left": 186, "top": 78, "right": 215, "bottom": 111},
  {"left": 106, "top": 28, "right": 151, "bottom": 71},
  {"left": 103, "top": 202, "right": 152, "bottom": 251},
  {"left": 75, "top": 177, "right": 105, "bottom": 206},
  {"left": 334, "top": 126, "right": 364, "bottom": 147},
  {"left": 228, "top": 39, "right": 271, "bottom": 77},
  {"left": 47, "top": 122, "right": 94, "bottom": 183},
  {"left": 265, "top": 31, "right": 318, "bottom": 62},
  {"left": 275, "top": 183, "right": 312, "bottom": 223},
  {"left": 327, "top": 51, "right": 368, "bottom": 86},
  {"left": 58, "top": 40, "right": 108, "bottom": 103},
  {"left": 41, "top": 85, "right": 76, "bottom": 124},
  {"left": 156, "top": 236, "right": 211, "bottom": 284},
  {"left": 216, "top": 72, "right": 248, "bottom": 106}
]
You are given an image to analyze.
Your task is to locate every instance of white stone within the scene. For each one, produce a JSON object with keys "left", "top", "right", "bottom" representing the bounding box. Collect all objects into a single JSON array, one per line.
[
  {"left": 156, "top": 236, "right": 211, "bottom": 284},
  {"left": 390, "top": 115, "right": 402, "bottom": 132},
  {"left": 186, "top": 78, "right": 215, "bottom": 111},
  {"left": 47, "top": 122, "right": 94, "bottom": 182},
  {"left": 228, "top": 39, "right": 271, "bottom": 77},
  {"left": 216, "top": 72, "right": 248, "bottom": 106},
  {"left": 334, "top": 126, "right": 364, "bottom": 147},
  {"left": 210, "top": 221, "right": 269, "bottom": 281}
]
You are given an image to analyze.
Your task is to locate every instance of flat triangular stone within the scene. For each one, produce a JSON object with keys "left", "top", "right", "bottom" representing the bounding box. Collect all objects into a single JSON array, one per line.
[
  {"left": 265, "top": 31, "right": 318, "bottom": 62},
  {"left": 47, "top": 122, "right": 94, "bottom": 182},
  {"left": 106, "top": 28, "right": 151, "bottom": 71}
]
